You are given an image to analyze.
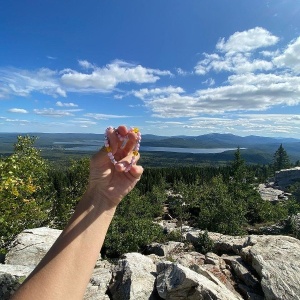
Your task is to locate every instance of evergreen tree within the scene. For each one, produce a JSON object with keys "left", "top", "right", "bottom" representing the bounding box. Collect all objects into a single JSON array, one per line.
[{"left": 273, "top": 144, "right": 290, "bottom": 171}]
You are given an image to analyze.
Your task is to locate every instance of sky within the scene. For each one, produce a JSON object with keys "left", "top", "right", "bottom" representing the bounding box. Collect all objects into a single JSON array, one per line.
[{"left": 1, "top": 0, "right": 300, "bottom": 138}]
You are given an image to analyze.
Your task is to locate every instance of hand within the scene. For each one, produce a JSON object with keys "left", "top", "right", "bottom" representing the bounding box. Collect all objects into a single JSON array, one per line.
[{"left": 87, "top": 125, "right": 143, "bottom": 207}]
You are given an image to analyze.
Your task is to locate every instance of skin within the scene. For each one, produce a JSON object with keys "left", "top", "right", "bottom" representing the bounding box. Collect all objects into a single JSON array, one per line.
[{"left": 11, "top": 125, "right": 144, "bottom": 300}]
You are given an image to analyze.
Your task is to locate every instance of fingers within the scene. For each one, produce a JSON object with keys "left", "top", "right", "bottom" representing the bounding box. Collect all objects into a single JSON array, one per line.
[{"left": 100, "top": 125, "right": 142, "bottom": 173}]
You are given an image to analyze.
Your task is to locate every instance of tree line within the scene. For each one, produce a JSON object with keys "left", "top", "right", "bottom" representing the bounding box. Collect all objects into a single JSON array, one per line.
[{"left": 1, "top": 137, "right": 299, "bottom": 257}]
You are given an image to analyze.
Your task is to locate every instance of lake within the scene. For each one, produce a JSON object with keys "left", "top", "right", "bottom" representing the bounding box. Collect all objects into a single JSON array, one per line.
[{"left": 59, "top": 144, "right": 241, "bottom": 154}]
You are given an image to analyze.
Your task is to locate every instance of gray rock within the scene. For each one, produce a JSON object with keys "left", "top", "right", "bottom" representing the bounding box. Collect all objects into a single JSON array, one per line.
[
  {"left": 156, "top": 261, "right": 243, "bottom": 300},
  {"left": 222, "top": 255, "right": 261, "bottom": 290},
  {"left": 275, "top": 167, "right": 300, "bottom": 190},
  {"left": 186, "top": 230, "right": 248, "bottom": 254},
  {"left": 241, "top": 235, "right": 300, "bottom": 300},
  {"left": 257, "top": 183, "right": 285, "bottom": 202},
  {"left": 5, "top": 227, "right": 61, "bottom": 267},
  {"left": 84, "top": 262, "right": 112, "bottom": 300},
  {"left": 0, "top": 264, "right": 33, "bottom": 300},
  {"left": 146, "top": 241, "right": 185, "bottom": 257},
  {"left": 109, "top": 252, "right": 158, "bottom": 300}
]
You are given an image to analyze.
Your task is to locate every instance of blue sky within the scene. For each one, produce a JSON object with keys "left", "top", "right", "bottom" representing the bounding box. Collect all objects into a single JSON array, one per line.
[{"left": 1, "top": 0, "right": 300, "bottom": 137}]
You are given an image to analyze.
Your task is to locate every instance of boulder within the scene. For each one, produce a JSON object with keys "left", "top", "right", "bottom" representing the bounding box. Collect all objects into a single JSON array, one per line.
[
  {"left": 0, "top": 264, "right": 34, "bottom": 300},
  {"left": 241, "top": 235, "right": 300, "bottom": 300},
  {"left": 5, "top": 227, "right": 61, "bottom": 267},
  {"left": 275, "top": 167, "right": 300, "bottom": 190},
  {"left": 84, "top": 260, "right": 112, "bottom": 300},
  {"left": 156, "top": 261, "right": 243, "bottom": 300},
  {"left": 109, "top": 252, "right": 158, "bottom": 300},
  {"left": 186, "top": 230, "right": 248, "bottom": 254},
  {"left": 145, "top": 241, "right": 185, "bottom": 257}
]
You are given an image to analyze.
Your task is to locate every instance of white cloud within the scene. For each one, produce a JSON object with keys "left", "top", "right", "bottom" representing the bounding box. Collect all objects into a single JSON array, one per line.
[
  {"left": 84, "top": 113, "right": 131, "bottom": 120},
  {"left": 195, "top": 28, "right": 279, "bottom": 76},
  {"left": 8, "top": 108, "right": 28, "bottom": 114},
  {"left": 202, "top": 78, "right": 215, "bottom": 86},
  {"left": 0, "top": 60, "right": 172, "bottom": 98},
  {"left": 61, "top": 60, "right": 172, "bottom": 92},
  {"left": 273, "top": 36, "right": 300, "bottom": 74},
  {"left": 56, "top": 101, "right": 78, "bottom": 107},
  {"left": 176, "top": 68, "right": 190, "bottom": 76},
  {"left": 78, "top": 60, "right": 94, "bottom": 69},
  {"left": 0, "top": 68, "right": 66, "bottom": 98},
  {"left": 143, "top": 72, "right": 300, "bottom": 118},
  {"left": 216, "top": 27, "right": 279, "bottom": 54},
  {"left": 133, "top": 86, "right": 184, "bottom": 100},
  {"left": 70, "top": 118, "right": 97, "bottom": 126},
  {"left": 34, "top": 108, "right": 80, "bottom": 117}
]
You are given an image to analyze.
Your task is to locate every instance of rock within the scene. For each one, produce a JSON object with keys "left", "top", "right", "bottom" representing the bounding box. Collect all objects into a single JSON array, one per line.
[
  {"left": 275, "top": 167, "right": 300, "bottom": 190},
  {"left": 170, "top": 251, "right": 205, "bottom": 269},
  {"left": 145, "top": 241, "right": 185, "bottom": 257},
  {"left": 241, "top": 235, "right": 300, "bottom": 300},
  {"left": 290, "top": 213, "right": 300, "bottom": 238},
  {"left": 257, "top": 183, "right": 285, "bottom": 202},
  {"left": 5, "top": 227, "right": 61, "bottom": 267},
  {"left": 84, "top": 261, "right": 112, "bottom": 300},
  {"left": 222, "top": 255, "right": 260, "bottom": 289},
  {"left": 186, "top": 230, "right": 248, "bottom": 254},
  {"left": 156, "top": 261, "right": 243, "bottom": 300},
  {"left": 0, "top": 264, "right": 34, "bottom": 300},
  {"left": 156, "top": 220, "right": 178, "bottom": 234},
  {"left": 109, "top": 252, "right": 158, "bottom": 300}
]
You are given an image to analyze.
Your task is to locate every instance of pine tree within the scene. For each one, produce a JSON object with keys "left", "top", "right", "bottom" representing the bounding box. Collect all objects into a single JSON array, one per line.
[{"left": 273, "top": 144, "right": 291, "bottom": 171}]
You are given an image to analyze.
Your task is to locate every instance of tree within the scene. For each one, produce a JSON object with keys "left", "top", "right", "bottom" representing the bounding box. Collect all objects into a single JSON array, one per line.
[
  {"left": 0, "top": 136, "right": 52, "bottom": 251},
  {"left": 273, "top": 144, "right": 291, "bottom": 172}
]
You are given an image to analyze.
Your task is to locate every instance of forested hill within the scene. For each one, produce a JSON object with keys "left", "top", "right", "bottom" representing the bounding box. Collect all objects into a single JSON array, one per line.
[
  {"left": 1, "top": 132, "right": 300, "bottom": 165},
  {"left": 141, "top": 133, "right": 300, "bottom": 148}
]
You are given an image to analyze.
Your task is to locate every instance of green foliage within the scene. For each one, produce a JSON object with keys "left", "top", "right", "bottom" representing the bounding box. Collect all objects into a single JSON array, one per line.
[
  {"left": 193, "top": 230, "right": 214, "bottom": 254},
  {"left": 48, "top": 158, "right": 90, "bottom": 229},
  {"left": 103, "top": 216, "right": 163, "bottom": 258},
  {"left": 197, "top": 175, "right": 247, "bottom": 235},
  {"left": 0, "top": 136, "right": 52, "bottom": 249},
  {"left": 273, "top": 144, "right": 291, "bottom": 172}
]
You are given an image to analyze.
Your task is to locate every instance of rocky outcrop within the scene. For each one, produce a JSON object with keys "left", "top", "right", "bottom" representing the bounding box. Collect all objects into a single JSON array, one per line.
[
  {"left": 275, "top": 167, "right": 300, "bottom": 190},
  {"left": 109, "top": 253, "right": 158, "bottom": 300},
  {"left": 1, "top": 227, "right": 300, "bottom": 300},
  {"left": 156, "top": 261, "right": 243, "bottom": 300}
]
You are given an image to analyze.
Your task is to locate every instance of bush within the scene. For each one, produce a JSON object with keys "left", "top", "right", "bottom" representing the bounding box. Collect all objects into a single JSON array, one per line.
[
  {"left": 102, "top": 216, "right": 163, "bottom": 258},
  {"left": 193, "top": 230, "right": 214, "bottom": 254},
  {"left": 0, "top": 136, "right": 52, "bottom": 250}
]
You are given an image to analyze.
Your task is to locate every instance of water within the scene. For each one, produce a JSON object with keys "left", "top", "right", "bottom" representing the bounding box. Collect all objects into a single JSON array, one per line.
[{"left": 60, "top": 144, "right": 240, "bottom": 154}]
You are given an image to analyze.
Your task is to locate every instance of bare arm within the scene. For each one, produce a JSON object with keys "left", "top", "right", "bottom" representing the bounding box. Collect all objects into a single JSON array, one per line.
[{"left": 12, "top": 125, "right": 143, "bottom": 300}]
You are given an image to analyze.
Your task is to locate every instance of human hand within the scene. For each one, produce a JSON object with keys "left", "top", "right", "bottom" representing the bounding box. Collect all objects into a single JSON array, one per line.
[{"left": 87, "top": 125, "right": 143, "bottom": 208}]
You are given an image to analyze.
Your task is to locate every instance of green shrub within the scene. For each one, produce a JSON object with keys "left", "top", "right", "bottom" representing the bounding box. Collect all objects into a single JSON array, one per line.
[
  {"left": 0, "top": 136, "right": 52, "bottom": 250},
  {"left": 193, "top": 230, "right": 214, "bottom": 254},
  {"left": 102, "top": 216, "right": 163, "bottom": 258}
]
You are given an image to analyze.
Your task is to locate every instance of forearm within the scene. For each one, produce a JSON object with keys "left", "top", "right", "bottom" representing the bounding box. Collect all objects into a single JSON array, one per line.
[{"left": 12, "top": 187, "right": 117, "bottom": 300}]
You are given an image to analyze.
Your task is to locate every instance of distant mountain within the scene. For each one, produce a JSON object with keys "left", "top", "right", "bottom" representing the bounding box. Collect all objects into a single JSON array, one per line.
[
  {"left": 142, "top": 133, "right": 300, "bottom": 148},
  {"left": 1, "top": 132, "right": 300, "bottom": 163}
]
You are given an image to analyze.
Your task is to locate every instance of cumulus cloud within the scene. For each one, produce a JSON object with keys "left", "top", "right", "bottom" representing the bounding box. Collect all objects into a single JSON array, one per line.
[
  {"left": 133, "top": 86, "right": 185, "bottom": 100},
  {"left": 195, "top": 27, "right": 279, "bottom": 76},
  {"left": 142, "top": 71, "right": 300, "bottom": 118},
  {"left": 216, "top": 27, "right": 279, "bottom": 54},
  {"left": 0, "top": 60, "right": 171, "bottom": 98},
  {"left": 60, "top": 60, "right": 172, "bottom": 92},
  {"left": 140, "top": 28, "right": 300, "bottom": 119},
  {"left": 8, "top": 108, "right": 28, "bottom": 113},
  {"left": 273, "top": 36, "right": 300, "bottom": 74}
]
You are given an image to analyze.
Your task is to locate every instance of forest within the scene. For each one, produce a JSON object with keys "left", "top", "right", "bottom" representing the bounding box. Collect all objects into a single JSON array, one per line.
[{"left": 1, "top": 136, "right": 300, "bottom": 258}]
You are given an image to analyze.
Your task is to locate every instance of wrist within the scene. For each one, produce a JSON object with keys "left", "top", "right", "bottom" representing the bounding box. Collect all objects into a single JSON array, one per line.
[{"left": 83, "top": 185, "right": 118, "bottom": 216}]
